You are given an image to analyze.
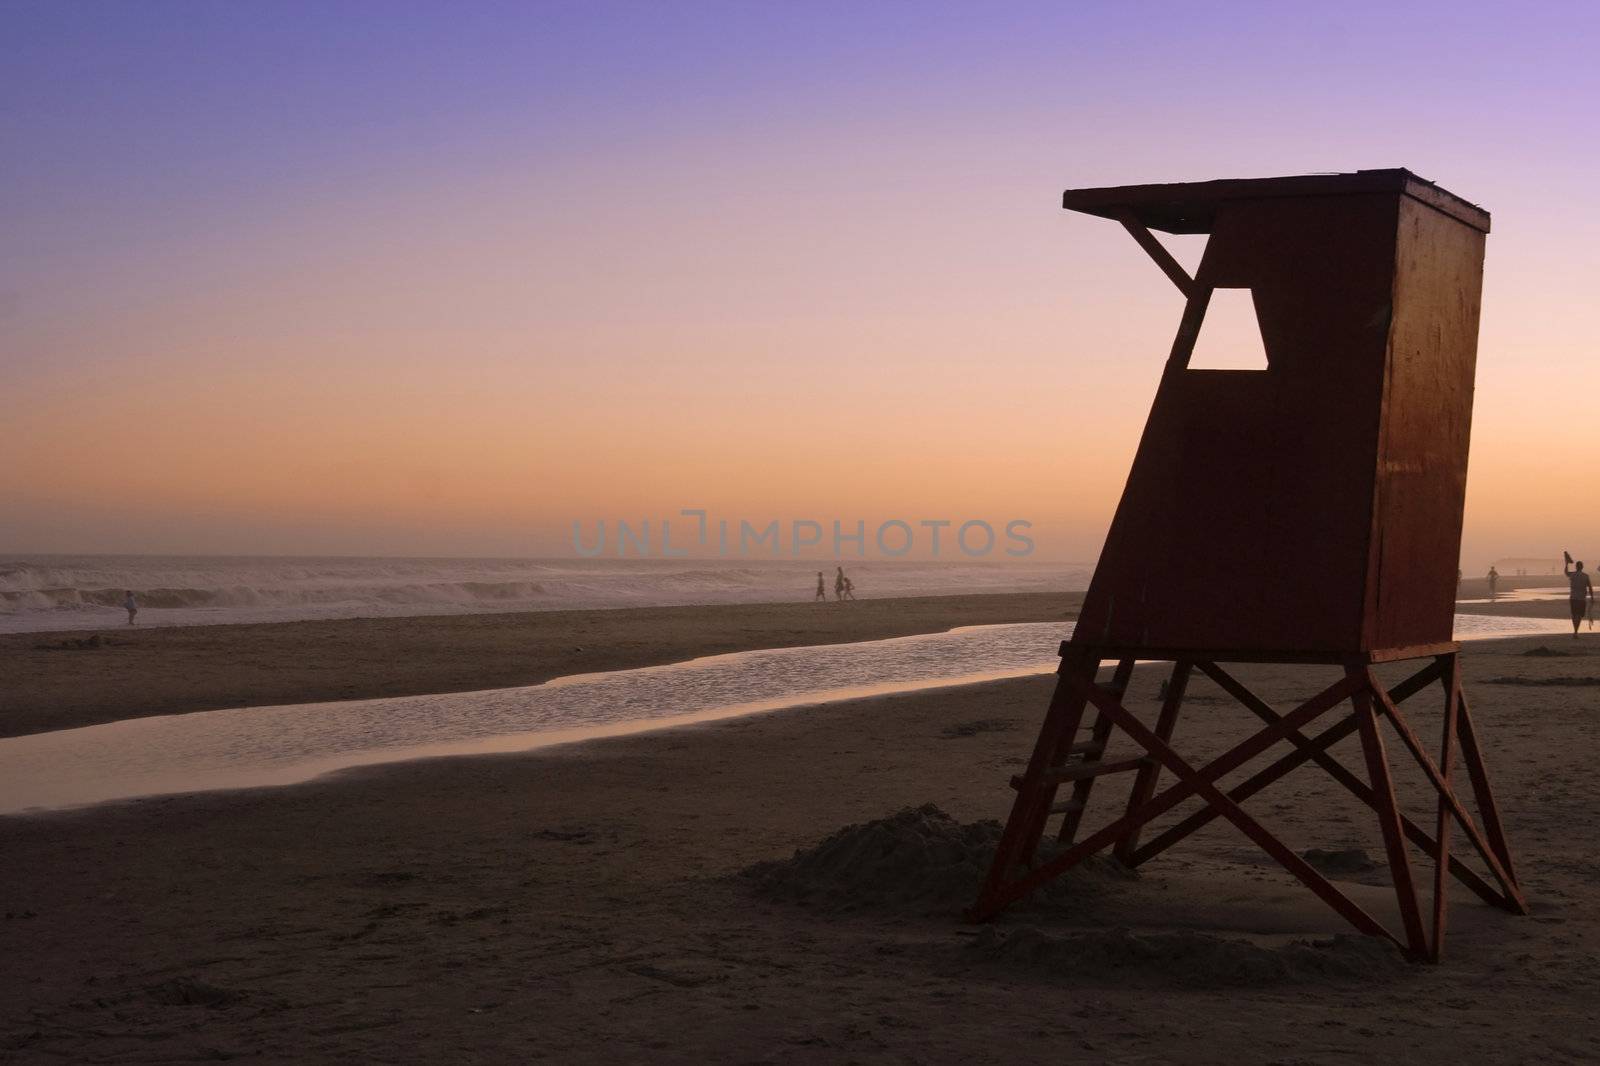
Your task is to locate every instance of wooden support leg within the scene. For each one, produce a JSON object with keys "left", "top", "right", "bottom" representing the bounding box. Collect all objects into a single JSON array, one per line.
[
  {"left": 1431, "top": 654, "right": 1460, "bottom": 962},
  {"left": 1114, "top": 660, "right": 1190, "bottom": 863},
  {"left": 1352, "top": 671, "right": 1429, "bottom": 959},
  {"left": 1368, "top": 677, "right": 1526, "bottom": 913},
  {"left": 1454, "top": 688, "right": 1527, "bottom": 912}
]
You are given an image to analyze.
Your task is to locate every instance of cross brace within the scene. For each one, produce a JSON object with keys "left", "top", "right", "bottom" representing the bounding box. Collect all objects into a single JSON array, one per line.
[{"left": 967, "top": 648, "right": 1527, "bottom": 962}]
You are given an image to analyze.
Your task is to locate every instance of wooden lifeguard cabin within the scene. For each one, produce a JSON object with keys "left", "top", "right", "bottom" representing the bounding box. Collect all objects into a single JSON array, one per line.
[{"left": 971, "top": 170, "right": 1526, "bottom": 961}]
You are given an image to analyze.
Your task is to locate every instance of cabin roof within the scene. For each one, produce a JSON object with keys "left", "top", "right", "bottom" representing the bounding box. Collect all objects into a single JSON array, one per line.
[{"left": 1062, "top": 168, "right": 1490, "bottom": 235}]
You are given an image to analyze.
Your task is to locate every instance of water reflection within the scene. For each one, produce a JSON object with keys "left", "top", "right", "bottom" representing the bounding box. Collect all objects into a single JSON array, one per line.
[{"left": 0, "top": 614, "right": 1573, "bottom": 815}]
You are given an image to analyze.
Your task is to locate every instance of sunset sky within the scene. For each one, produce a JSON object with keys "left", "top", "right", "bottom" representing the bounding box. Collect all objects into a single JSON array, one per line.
[{"left": 6, "top": 1, "right": 1599, "bottom": 566}]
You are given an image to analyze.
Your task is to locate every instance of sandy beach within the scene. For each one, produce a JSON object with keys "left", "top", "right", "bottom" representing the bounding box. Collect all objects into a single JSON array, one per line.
[{"left": 3, "top": 599, "right": 1599, "bottom": 1063}]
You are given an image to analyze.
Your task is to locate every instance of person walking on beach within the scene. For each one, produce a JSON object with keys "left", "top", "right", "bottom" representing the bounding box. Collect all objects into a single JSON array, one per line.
[
  {"left": 1564, "top": 552, "right": 1593, "bottom": 637},
  {"left": 842, "top": 575, "right": 856, "bottom": 601},
  {"left": 814, "top": 571, "right": 826, "bottom": 601},
  {"left": 123, "top": 590, "right": 138, "bottom": 626},
  {"left": 834, "top": 566, "right": 846, "bottom": 601},
  {"left": 1487, "top": 565, "right": 1499, "bottom": 601}
]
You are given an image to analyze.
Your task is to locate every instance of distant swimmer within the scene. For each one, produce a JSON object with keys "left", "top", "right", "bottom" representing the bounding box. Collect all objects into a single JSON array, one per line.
[
  {"left": 814, "top": 571, "right": 826, "bottom": 601},
  {"left": 1564, "top": 552, "right": 1593, "bottom": 636},
  {"left": 123, "top": 590, "right": 138, "bottom": 626},
  {"left": 834, "top": 566, "right": 846, "bottom": 602},
  {"left": 1487, "top": 565, "right": 1499, "bottom": 601}
]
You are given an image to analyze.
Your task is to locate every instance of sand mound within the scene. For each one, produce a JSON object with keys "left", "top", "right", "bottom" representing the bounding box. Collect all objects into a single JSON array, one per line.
[
  {"left": 1522, "top": 645, "right": 1570, "bottom": 657},
  {"left": 1302, "top": 847, "right": 1379, "bottom": 876},
  {"left": 966, "top": 926, "right": 1405, "bottom": 986},
  {"left": 741, "top": 804, "right": 1132, "bottom": 914}
]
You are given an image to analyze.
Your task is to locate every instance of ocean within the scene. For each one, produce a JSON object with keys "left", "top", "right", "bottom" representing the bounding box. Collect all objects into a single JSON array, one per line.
[{"left": 0, "top": 555, "right": 1091, "bottom": 634}]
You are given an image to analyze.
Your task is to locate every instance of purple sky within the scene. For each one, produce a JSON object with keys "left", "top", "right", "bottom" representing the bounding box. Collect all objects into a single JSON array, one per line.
[{"left": 5, "top": 2, "right": 1599, "bottom": 564}]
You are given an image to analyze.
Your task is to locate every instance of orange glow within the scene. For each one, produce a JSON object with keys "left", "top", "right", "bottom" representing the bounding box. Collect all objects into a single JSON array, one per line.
[{"left": 7, "top": 7, "right": 1599, "bottom": 568}]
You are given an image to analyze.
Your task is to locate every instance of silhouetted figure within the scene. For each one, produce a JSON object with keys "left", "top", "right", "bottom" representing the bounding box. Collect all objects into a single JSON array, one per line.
[
  {"left": 843, "top": 576, "right": 856, "bottom": 601},
  {"left": 123, "top": 590, "right": 138, "bottom": 626},
  {"left": 814, "top": 571, "right": 826, "bottom": 601},
  {"left": 834, "top": 567, "right": 846, "bottom": 601},
  {"left": 1564, "top": 552, "right": 1592, "bottom": 637},
  {"left": 1487, "top": 565, "right": 1499, "bottom": 601}
]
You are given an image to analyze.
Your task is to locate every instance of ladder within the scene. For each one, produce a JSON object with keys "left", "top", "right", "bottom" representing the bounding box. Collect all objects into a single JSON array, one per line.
[{"left": 981, "top": 655, "right": 1157, "bottom": 880}]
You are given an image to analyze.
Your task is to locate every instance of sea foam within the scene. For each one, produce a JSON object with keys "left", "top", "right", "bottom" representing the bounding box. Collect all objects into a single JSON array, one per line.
[{"left": 0, "top": 555, "right": 1090, "bottom": 633}]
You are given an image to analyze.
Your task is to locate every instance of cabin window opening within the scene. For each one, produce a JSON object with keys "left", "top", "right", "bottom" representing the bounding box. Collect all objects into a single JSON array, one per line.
[{"left": 1188, "top": 287, "right": 1269, "bottom": 371}]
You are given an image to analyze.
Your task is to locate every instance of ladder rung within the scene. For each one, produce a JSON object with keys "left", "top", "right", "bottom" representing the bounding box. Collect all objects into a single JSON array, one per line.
[
  {"left": 1006, "top": 747, "right": 1100, "bottom": 792},
  {"left": 1048, "top": 799, "right": 1085, "bottom": 816},
  {"left": 1009, "top": 757, "right": 1151, "bottom": 791},
  {"left": 1052, "top": 755, "right": 1151, "bottom": 782}
]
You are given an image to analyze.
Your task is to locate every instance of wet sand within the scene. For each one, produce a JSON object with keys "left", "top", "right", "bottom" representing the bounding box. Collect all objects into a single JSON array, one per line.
[
  {"left": 3, "top": 630, "right": 1598, "bottom": 1063},
  {"left": 0, "top": 593, "right": 1076, "bottom": 739}
]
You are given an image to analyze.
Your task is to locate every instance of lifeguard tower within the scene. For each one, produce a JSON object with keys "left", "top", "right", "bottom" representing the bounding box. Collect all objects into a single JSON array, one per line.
[{"left": 970, "top": 170, "right": 1526, "bottom": 961}]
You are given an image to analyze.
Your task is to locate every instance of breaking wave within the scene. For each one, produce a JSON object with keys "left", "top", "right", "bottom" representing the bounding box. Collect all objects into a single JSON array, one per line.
[{"left": 0, "top": 555, "right": 1090, "bottom": 633}]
